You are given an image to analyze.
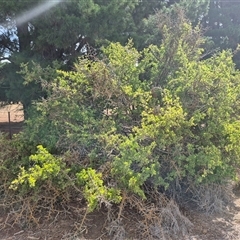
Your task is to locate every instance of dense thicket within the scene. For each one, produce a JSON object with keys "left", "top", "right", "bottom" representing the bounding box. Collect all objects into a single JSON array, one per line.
[{"left": 2, "top": 1, "right": 240, "bottom": 238}]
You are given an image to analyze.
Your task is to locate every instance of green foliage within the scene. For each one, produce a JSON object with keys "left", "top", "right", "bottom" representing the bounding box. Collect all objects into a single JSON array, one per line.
[
  {"left": 2, "top": 142, "right": 120, "bottom": 213},
  {"left": 0, "top": 0, "right": 209, "bottom": 106},
  {"left": 142, "top": 8, "right": 204, "bottom": 87},
  {"left": 111, "top": 136, "right": 159, "bottom": 198},
  {"left": 0, "top": 132, "right": 38, "bottom": 186},
  {"left": 203, "top": 1, "right": 240, "bottom": 48},
  {"left": 20, "top": 40, "right": 148, "bottom": 154},
  {"left": 101, "top": 10, "right": 240, "bottom": 196},
  {"left": 10, "top": 145, "right": 69, "bottom": 191},
  {"left": 19, "top": 19, "right": 240, "bottom": 200},
  {"left": 176, "top": 0, "right": 210, "bottom": 24},
  {"left": 105, "top": 90, "right": 191, "bottom": 197},
  {"left": 167, "top": 50, "right": 240, "bottom": 183},
  {"left": 0, "top": 134, "right": 21, "bottom": 185},
  {"left": 76, "top": 168, "right": 121, "bottom": 212},
  {"left": 202, "top": 1, "right": 240, "bottom": 67},
  {"left": 2, "top": 4, "right": 240, "bottom": 221}
]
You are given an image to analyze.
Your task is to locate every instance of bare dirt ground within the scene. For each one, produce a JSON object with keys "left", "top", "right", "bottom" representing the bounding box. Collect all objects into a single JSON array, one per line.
[
  {"left": 0, "top": 104, "right": 24, "bottom": 136},
  {"left": 1, "top": 188, "right": 240, "bottom": 240},
  {"left": 0, "top": 104, "right": 24, "bottom": 123},
  {"left": 186, "top": 193, "right": 240, "bottom": 240}
]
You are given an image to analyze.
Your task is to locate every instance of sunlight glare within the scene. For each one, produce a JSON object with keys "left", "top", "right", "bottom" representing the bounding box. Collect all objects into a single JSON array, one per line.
[{"left": 15, "top": 0, "right": 62, "bottom": 26}]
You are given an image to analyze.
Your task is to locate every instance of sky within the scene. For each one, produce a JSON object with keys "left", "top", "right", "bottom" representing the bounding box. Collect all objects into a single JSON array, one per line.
[{"left": 0, "top": 0, "right": 62, "bottom": 62}]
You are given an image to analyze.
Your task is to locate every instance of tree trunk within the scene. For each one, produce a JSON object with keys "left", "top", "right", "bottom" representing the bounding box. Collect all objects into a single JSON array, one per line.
[{"left": 16, "top": 21, "right": 29, "bottom": 52}]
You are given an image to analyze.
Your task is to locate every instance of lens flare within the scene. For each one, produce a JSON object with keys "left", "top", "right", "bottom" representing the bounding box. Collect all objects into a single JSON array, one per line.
[{"left": 15, "top": 0, "right": 62, "bottom": 26}]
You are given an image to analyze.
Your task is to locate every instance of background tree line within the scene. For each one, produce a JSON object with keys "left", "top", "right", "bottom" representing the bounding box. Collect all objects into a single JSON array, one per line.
[
  {"left": 0, "top": 0, "right": 209, "bottom": 109},
  {"left": 2, "top": 0, "right": 240, "bottom": 109}
]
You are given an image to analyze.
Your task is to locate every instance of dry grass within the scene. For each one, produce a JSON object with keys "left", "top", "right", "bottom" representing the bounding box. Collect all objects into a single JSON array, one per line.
[
  {"left": 103, "top": 190, "right": 193, "bottom": 240},
  {"left": 188, "top": 183, "right": 234, "bottom": 214},
  {"left": 1, "top": 184, "right": 240, "bottom": 240}
]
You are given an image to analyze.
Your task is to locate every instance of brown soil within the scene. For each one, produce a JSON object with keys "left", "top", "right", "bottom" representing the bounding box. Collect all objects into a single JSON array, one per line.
[
  {"left": 0, "top": 104, "right": 24, "bottom": 123},
  {"left": 1, "top": 189, "right": 240, "bottom": 240},
  {"left": 0, "top": 104, "right": 24, "bottom": 137}
]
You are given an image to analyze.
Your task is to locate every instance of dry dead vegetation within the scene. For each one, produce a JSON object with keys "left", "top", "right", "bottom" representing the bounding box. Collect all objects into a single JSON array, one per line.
[{"left": 1, "top": 181, "right": 240, "bottom": 240}]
